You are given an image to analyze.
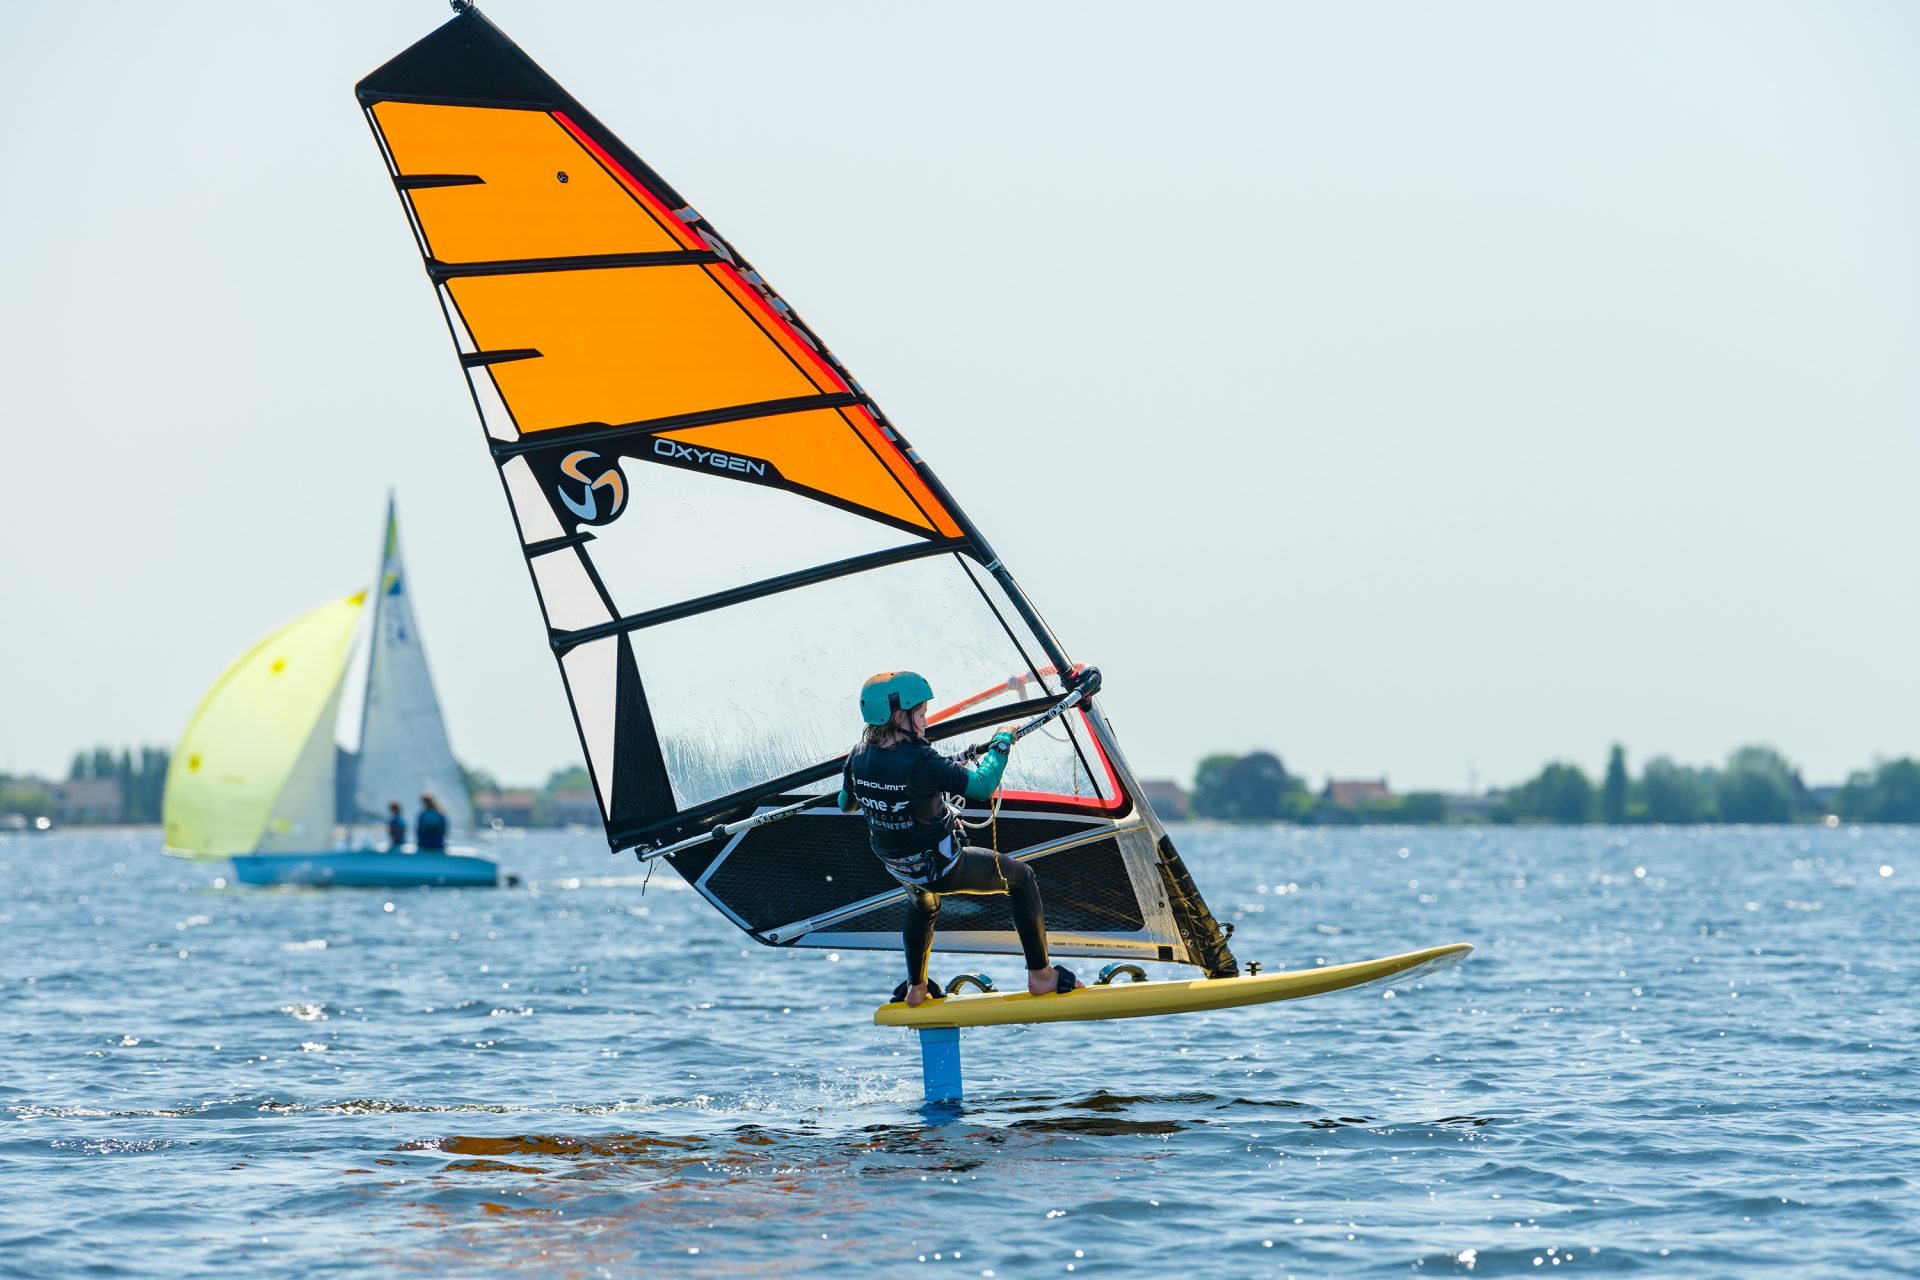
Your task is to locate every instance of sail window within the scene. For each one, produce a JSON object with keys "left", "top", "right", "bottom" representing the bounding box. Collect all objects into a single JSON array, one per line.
[{"left": 624, "top": 553, "right": 1068, "bottom": 809}]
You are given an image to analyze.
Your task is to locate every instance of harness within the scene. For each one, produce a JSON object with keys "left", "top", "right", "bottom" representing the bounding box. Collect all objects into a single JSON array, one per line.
[{"left": 845, "top": 739, "right": 966, "bottom": 886}]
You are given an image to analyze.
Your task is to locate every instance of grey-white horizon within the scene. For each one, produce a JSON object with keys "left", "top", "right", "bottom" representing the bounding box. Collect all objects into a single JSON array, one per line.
[{"left": 2, "top": 1, "right": 1914, "bottom": 794}]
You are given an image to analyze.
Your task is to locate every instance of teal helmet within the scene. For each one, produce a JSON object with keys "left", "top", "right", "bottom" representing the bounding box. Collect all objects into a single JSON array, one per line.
[{"left": 860, "top": 671, "right": 934, "bottom": 726}]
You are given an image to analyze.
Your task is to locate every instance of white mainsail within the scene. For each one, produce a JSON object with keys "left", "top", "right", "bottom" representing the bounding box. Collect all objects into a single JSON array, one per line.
[{"left": 350, "top": 495, "right": 474, "bottom": 833}]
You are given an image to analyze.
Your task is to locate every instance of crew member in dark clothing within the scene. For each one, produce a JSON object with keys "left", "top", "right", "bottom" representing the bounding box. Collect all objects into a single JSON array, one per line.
[
  {"left": 386, "top": 802, "right": 407, "bottom": 852},
  {"left": 415, "top": 793, "right": 448, "bottom": 852},
  {"left": 840, "top": 670, "right": 1081, "bottom": 1007}
]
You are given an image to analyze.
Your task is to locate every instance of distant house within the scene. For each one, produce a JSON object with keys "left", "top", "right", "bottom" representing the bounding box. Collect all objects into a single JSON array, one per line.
[
  {"left": 1443, "top": 790, "right": 1504, "bottom": 820},
  {"left": 1139, "top": 779, "right": 1189, "bottom": 821},
  {"left": 546, "top": 788, "right": 601, "bottom": 827},
  {"left": 474, "top": 789, "right": 536, "bottom": 828},
  {"left": 1323, "top": 778, "right": 1392, "bottom": 807},
  {"left": 55, "top": 777, "right": 124, "bottom": 823}
]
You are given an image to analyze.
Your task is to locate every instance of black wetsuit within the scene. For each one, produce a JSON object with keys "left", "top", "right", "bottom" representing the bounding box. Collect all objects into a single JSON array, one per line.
[{"left": 843, "top": 737, "right": 1049, "bottom": 985}]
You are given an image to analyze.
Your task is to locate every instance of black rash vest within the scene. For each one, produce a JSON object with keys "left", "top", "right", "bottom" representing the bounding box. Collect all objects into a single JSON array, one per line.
[{"left": 843, "top": 740, "right": 974, "bottom": 883}]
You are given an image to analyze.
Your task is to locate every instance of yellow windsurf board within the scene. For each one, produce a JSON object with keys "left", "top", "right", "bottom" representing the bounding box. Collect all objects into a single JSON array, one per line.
[{"left": 874, "top": 942, "right": 1472, "bottom": 1029}]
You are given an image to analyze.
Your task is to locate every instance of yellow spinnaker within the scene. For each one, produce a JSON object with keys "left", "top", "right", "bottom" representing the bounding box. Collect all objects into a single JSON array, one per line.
[{"left": 162, "top": 593, "right": 365, "bottom": 858}]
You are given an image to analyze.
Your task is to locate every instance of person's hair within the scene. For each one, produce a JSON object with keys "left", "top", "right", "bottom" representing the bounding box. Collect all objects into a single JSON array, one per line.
[
  {"left": 861, "top": 703, "right": 927, "bottom": 749},
  {"left": 388, "top": 802, "right": 401, "bottom": 815},
  {"left": 420, "top": 792, "right": 440, "bottom": 812}
]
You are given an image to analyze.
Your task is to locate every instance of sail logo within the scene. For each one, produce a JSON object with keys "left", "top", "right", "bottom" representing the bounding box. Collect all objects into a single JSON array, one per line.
[
  {"left": 554, "top": 450, "right": 627, "bottom": 525},
  {"left": 653, "top": 438, "right": 768, "bottom": 477}
]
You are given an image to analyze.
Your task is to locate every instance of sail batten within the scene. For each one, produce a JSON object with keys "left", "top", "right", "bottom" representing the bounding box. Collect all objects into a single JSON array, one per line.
[
  {"left": 460, "top": 347, "right": 542, "bottom": 369},
  {"left": 604, "top": 693, "right": 1071, "bottom": 853},
  {"left": 550, "top": 539, "right": 976, "bottom": 653},
  {"left": 427, "top": 250, "right": 720, "bottom": 281},
  {"left": 486, "top": 394, "right": 870, "bottom": 459},
  {"left": 395, "top": 173, "right": 485, "bottom": 190},
  {"left": 359, "top": 7, "right": 1240, "bottom": 975}
]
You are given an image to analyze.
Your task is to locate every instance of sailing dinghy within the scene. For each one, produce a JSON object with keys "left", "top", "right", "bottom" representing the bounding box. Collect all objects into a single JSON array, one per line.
[
  {"left": 354, "top": 8, "right": 1467, "bottom": 1038},
  {"left": 163, "top": 497, "right": 498, "bottom": 888}
]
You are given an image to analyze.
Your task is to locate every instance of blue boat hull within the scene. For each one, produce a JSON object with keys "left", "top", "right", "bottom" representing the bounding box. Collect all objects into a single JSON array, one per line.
[{"left": 229, "top": 851, "right": 501, "bottom": 888}]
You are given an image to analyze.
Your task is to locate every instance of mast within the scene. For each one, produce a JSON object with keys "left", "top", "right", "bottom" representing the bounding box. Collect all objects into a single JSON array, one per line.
[{"left": 354, "top": 490, "right": 395, "bottom": 766}]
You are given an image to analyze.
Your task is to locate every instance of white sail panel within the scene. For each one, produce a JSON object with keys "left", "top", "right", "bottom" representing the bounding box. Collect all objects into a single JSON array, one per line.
[
  {"left": 469, "top": 364, "right": 521, "bottom": 443},
  {"left": 561, "top": 638, "right": 619, "bottom": 819},
  {"left": 500, "top": 457, "right": 566, "bottom": 544},
  {"left": 530, "top": 547, "right": 612, "bottom": 631}
]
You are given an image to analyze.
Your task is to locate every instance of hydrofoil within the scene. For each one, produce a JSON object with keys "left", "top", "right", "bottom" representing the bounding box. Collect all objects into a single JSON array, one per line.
[{"left": 876, "top": 944, "right": 1473, "bottom": 1103}]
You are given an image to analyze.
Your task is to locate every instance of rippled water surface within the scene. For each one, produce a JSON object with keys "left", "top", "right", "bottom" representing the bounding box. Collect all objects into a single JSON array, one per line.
[{"left": 3, "top": 824, "right": 1915, "bottom": 1277}]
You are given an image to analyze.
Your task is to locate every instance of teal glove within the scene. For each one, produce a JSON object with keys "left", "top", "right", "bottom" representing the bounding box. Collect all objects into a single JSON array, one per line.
[{"left": 962, "top": 733, "right": 1015, "bottom": 801}]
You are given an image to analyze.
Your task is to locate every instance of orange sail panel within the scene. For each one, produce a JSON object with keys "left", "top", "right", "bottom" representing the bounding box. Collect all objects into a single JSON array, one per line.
[
  {"left": 655, "top": 408, "right": 952, "bottom": 536},
  {"left": 448, "top": 267, "right": 824, "bottom": 430},
  {"left": 369, "top": 93, "right": 957, "bottom": 537},
  {"left": 371, "top": 102, "right": 689, "bottom": 262}
]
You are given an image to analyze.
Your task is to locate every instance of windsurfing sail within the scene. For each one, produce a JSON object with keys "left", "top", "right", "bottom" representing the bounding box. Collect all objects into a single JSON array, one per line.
[
  {"left": 163, "top": 593, "right": 365, "bottom": 858},
  {"left": 348, "top": 495, "right": 475, "bottom": 832},
  {"left": 356, "top": 6, "right": 1238, "bottom": 975}
]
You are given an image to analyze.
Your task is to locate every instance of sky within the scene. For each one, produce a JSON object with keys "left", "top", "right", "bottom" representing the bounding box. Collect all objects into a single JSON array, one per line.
[{"left": 2, "top": 1, "right": 1916, "bottom": 793}]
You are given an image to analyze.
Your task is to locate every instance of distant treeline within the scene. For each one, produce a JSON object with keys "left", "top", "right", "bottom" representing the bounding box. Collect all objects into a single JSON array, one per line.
[
  {"left": 1189, "top": 753, "right": 1445, "bottom": 824},
  {"left": 0, "top": 775, "right": 54, "bottom": 818},
  {"left": 68, "top": 747, "right": 171, "bottom": 821},
  {"left": 460, "top": 764, "right": 593, "bottom": 826},
  {"left": 5, "top": 750, "right": 587, "bottom": 828},
  {"left": 15, "top": 739, "right": 1917, "bottom": 829},
  {"left": 1189, "top": 746, "right": 1920, "bottom": 825},
  {"left": 0, "top": 746, "right": 173, "bottom": 825}
]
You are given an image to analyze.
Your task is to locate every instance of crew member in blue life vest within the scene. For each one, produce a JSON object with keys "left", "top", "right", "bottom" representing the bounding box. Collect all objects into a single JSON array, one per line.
[
  {"left": 385, "top": 802, "right": 407, "bottom": 852},
  {"left": 841, "top": 670, "right": 1082, "bottom": 1007},
  {"left": 415, "top": 793, "right": 448, "bottom": 852}
]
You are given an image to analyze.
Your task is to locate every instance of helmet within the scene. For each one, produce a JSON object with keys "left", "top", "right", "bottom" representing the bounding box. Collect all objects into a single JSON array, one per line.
[{"left": 860, "top": 671, "right": 934, "bottom": 726}]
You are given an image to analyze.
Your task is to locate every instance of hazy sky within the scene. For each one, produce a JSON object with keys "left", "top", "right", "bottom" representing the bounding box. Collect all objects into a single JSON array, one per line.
[{"left": 2, "top": 1, "right": 1915, "bottom": 792}]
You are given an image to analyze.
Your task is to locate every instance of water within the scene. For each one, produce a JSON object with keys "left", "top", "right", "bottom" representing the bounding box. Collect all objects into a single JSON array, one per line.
[{"left": 2, "top": 824, "right": 1914, "bottom": 1277}]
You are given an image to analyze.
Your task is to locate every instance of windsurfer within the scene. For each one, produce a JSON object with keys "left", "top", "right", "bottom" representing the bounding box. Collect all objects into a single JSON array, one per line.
[
  {"left": 416, "top": 793, "right": 447, "bottom": 852},
  {"left": 386, "top": 802, "right": 406, "bottom": 852},
  {"left": 840, "top": 671, "right": 1082, "bottom": 1007}
]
